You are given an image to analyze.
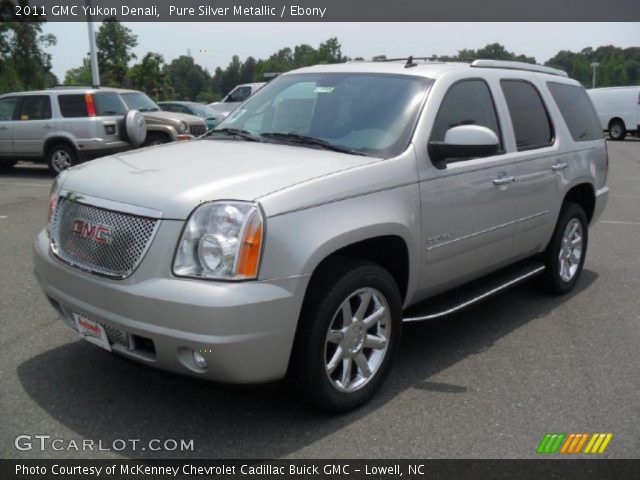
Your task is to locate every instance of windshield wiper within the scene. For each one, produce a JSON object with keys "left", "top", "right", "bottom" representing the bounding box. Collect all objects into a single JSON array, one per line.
[
  {"left": 260, "top": 132, "right": 366, "bottom": 156},
  {"left": 207, "top": 127, "right": 261, "bottom": 142}
]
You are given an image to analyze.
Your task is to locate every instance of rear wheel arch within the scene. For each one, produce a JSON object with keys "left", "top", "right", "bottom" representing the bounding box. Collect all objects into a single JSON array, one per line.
[
  {"left": 43, "top": 137, "right": 76, "bottom": 159},
  {"left": 562, "top": 183, "right": 595, "bottom": 224}
]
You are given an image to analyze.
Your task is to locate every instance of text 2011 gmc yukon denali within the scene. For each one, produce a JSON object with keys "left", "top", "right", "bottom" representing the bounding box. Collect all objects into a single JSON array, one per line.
[{"left": 34, "top": 59, "right": 609, "bottom": 412}]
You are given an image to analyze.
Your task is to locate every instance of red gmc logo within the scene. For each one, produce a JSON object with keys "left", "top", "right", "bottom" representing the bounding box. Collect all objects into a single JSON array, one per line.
[{"left": 72, "top": 219, "right": 112, "bottom": 244}]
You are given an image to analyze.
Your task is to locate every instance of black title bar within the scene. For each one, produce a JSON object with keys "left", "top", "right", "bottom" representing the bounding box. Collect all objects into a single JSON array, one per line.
[{"left": 5, "top": 0, "right": 640, "bottom": 22}]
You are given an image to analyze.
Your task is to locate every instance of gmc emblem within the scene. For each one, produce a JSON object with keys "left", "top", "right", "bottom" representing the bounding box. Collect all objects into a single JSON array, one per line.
[{"left": 72, "top": 219, "right": 113, "bottom": 244}]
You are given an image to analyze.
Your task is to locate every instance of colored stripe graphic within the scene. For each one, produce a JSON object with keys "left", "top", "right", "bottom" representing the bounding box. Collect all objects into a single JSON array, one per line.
[
  {"left": 584, "top": 433, "right": 613, "bottom": 454},
  {"left": 560, "top": 433, "right": 589, "bottom": 454},
  {"left": 537, "top": 433, "right": 565, "bottom": 454}
]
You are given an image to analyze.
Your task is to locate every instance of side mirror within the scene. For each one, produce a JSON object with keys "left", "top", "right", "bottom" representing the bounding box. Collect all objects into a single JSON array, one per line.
[{"left": 428, "top": 125, "right": 499, "bottom": 169}]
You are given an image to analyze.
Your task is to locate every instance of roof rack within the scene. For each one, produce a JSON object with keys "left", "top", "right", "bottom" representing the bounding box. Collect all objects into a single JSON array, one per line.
[
  {"left": 48, "top": 85, "right": 99, "bottom": 89},
  {"left": 470, "top": 60, "right": 568, "bottom": 77},
  {"left": 374, "top": 57, "right": 568, "bottom": 77}
]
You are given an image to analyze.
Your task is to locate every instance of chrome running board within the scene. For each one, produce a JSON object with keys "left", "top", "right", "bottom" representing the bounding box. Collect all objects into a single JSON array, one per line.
[{"left": 403, "top": 261, "right": 546, "bottom": 323}]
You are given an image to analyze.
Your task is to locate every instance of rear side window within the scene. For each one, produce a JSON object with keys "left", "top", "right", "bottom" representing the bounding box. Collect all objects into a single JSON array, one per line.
[
  {"left": 430, "top": 79, "right": 502, "bottom": 146},
  {"left": 58, "top": 94, "right": 88, "bottom": 118},
  {"left": 501, "top": 80, "right": 553, "bottom": 151},
  {"left": 19, "top": 96, "right": 51, "bottom": 121},
  {"left": 93, "top": 92, "right": 127, "bottom": 116},
  {"left": 547, "top": 82, "right": 603, "bottom": 142}
]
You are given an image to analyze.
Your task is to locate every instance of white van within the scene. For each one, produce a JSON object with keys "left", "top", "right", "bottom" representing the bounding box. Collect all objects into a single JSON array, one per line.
[{"left": 587, "top": 86, "right": 640, "bottom": 140}]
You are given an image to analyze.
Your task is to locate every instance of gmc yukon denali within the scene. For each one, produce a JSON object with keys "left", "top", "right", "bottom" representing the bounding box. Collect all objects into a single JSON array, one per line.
[{"left": 34, "top": 59, "right": 609, "bottom": 411}]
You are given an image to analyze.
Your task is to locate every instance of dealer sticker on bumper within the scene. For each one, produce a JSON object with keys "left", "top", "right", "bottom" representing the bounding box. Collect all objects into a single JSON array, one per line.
[{"left": 73, "top": 313, "right": 111, "bottom": 351}]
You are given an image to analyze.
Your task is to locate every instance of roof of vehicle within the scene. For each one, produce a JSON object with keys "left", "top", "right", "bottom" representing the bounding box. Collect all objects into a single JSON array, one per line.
[
  {"left": 1, "top": 86, "right": 144, "bottom": 96},
  {"left": 287, "top": 59, "right": 569, "bottom": 80},
  {"left": 158, "top": 101, "right": 207, "bottom": 105}
]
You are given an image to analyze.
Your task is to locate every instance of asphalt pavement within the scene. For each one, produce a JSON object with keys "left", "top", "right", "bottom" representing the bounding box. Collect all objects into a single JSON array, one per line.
[{"left": 0, "top": 140, "right": 638, "bottom": 459}]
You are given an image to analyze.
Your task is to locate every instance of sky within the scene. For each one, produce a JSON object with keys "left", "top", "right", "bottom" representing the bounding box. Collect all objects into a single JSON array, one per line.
[{"left": 43, "top": 22, "right": 640, "bottom": 81}]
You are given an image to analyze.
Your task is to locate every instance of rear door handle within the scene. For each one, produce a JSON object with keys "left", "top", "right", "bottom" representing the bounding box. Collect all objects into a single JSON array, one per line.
[
  {"left": 42, "top": 124, "right": 53, "bottom": 130},
  {"left": 552, "top": 162, "right": 568, "bottom": 171},
  {"left": 0, "top": 126, "right": 8, "bottom": 130},
  {"left": 493, "top": 176, "right": 516, "bottom": 186}
]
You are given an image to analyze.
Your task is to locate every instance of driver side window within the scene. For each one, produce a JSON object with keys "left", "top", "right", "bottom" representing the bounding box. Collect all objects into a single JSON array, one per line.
[{"left": 431, "top": 79, "right": 502, "bottom": 148}]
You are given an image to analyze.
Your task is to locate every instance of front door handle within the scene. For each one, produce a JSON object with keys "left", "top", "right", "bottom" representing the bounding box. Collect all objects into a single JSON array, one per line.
[
  {"left": 552, "top": 162, "right": 568, "bottom": 171},
  {"left": 493, "top": 175, "right": 516, "bottom": 186},
  {"left": 0, "top": 125, "right": 8, "bottom": 131},
  {"left": 42, "top": 124, "right": 53, "bottom": 130}
]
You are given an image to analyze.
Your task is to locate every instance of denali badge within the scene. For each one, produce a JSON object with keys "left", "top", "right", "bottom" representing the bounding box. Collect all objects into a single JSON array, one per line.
[{"left": 72, "top": 219, "right": 113, "bottom": 244}]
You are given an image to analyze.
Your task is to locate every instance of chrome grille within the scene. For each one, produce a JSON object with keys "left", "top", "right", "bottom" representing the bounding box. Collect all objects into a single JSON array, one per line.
[
  {"left": 51, "top": 197, "right": 158, "bottom": 278},
  {"left": 189, "top": 123, "right": 207, "bottom": 136}
]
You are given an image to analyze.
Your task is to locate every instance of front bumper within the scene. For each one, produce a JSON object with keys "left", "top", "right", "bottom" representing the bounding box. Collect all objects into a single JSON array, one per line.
[{"left": 33, "top": 227, "right": 309, "bottom": 383}]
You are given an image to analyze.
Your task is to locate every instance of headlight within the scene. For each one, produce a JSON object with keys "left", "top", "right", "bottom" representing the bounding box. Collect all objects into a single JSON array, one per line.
[
  {"left": 47, "top": 171, "right": 67, "bottom": 234},
  {"left": 173, "top": 201, "right": 265, "bottom": 280},
  {"left": 179, "top": 121, "right": 188, "bottom": 133}
]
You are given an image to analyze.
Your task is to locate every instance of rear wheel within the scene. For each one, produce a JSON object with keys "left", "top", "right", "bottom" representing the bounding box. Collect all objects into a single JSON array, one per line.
[
  {"left": 608, "top": 119, "right": 626, "bottom": 140},
  {"left": 538, "top": 202, "right": 588, "bottom": 295},
  {"left": 287, "top": 258, "right": 402, "bottom": 412},
  {"left": 47, "top": 144, "right": 77, "bottom": 174}
]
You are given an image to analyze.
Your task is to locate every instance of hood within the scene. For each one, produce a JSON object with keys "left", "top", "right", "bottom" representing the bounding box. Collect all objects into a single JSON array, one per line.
[
  {"left": 142, "top": 110, "right": 203, "bottom": 125},
  {"left": 208, "top": 102, "right": 237, "bottom": 114},
  {"left": 61, "top": 140, "right": 377, "bottom": 220}
]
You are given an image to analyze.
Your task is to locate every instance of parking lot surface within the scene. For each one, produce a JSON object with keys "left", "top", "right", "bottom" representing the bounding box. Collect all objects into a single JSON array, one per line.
[{"left": 1, "top": 140, "right": 639, "bottom": 459}]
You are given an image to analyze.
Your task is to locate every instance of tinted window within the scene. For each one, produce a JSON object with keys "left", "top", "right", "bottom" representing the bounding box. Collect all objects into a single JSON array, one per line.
[
  {"left": 501, "top": 80, "right": 553, "bottom": 150},
  {"left": 58, "top": 94, "right": 88, "bottom": 118},
  {"left": 430, "top": 80, "right": 502, "bottom": 146},
  {"left": 94, "top": 92, "right": 127, "bottom": 116},
  {"left": 0, "top": 97, "right": 19, "bottom": 120},
  {"left": 19, "top": 96, "right": 51, "bottom": 120},
  {"left": 547, "top": 82, "right": 602, "bottom": 142}
]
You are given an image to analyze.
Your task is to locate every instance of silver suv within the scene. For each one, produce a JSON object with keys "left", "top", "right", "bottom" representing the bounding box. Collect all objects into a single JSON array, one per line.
[
  {"left": 34, "top": 60, "right": 608, "bottom": 411},
  {"left": 0, "top": 87, "right": 146, "bottom": 173},
  {"left": 0, "top": 87, "right": 206, "bottom": 173}
]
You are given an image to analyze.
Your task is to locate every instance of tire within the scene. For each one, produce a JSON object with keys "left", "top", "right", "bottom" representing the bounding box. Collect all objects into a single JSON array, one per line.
[
  {"left": 538, "top": 202, "right": 589, "bottom": 295},
  {"left": 608, "top": 119, "right": 627, "bottom": 140},
  {"left": 47, "top": 143, "right": 77, "bottom": 174},
  {"left": 143, "top": 132, "right": 170, "bottom": 147},
  {"left": 0, "top": 160, "right": 17, "bottom": 169},
  {"left": 287, "top": 257, "right": 402, "bottom": 413}
]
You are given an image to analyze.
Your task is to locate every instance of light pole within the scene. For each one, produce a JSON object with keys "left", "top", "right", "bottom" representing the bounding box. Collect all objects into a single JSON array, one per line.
[
  {"left": 86, "top": 0, "right": 100, "bottom": 87},
  {"left": 591, "top": 62, "right": 599, "bottom": 89}
]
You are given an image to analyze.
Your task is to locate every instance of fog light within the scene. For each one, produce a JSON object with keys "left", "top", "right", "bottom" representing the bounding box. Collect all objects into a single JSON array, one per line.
[{"left": 193, "top": 350, "right": 208, "bottom": 369}]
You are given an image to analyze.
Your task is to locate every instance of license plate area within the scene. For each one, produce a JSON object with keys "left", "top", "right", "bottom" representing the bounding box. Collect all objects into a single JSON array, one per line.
[{"left": 73, "top": 313, "right": 112, "bottom": 351}]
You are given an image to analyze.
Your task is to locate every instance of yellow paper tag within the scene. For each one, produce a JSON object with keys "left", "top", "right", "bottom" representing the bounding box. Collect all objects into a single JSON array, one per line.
[{"left": 20, "top": 115, "right": 29, "bottom": 120}]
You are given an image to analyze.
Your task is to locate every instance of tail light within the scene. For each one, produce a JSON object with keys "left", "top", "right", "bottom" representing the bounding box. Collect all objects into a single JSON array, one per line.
[{"left": 85, "top": 93, "right": 96, "bottom": 117}]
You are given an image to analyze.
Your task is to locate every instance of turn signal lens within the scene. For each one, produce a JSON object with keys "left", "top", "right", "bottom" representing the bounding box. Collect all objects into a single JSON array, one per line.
[{"left": 236, "top": 210, "right": 264, "bottom": 278}]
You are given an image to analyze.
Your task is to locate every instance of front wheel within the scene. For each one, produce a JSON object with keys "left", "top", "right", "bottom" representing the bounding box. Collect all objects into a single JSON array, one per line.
[
  {"left": 538, "top": 202, "right": 589, "bottom": 295},
  {"left": 287, "top": 258, "right": 402, "bottom": 412},
  {"left": 143, "top": 132, "right": 170, "bottom": 147}
]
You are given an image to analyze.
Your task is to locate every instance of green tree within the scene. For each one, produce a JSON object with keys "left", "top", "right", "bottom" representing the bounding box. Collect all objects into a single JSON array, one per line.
[
  {"left": 164, "top": 55, "right": 211, "bottom": 100},
  {"left": 64, "top": 57, "right": 92, "bottom": 85},
  {"left": 0, "top": 0, "right": 58, "bottom": 91},
  {"left": 129, "top": 52, "right": 172, "bottom": 100},
  {"left": 96, "top": 18, "right": 137, "bottom": 86},
  {"left": 457, "top": 43, "right": 536, "bottom": 63}
]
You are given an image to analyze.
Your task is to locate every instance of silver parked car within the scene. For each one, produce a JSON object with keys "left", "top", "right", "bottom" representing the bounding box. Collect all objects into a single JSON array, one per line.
[
  {"left": 34, "top": 60, "right": 608, "bottom": 411},
  {"left": 0, "top": 87, "right": 146, "bottom": 173}
]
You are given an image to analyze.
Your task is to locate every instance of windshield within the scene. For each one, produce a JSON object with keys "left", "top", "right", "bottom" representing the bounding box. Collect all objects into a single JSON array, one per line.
[
  {"left": 120, "top": 92, "right": 160, "bottom": 112},
  {"left": 215, "top": 73, "right": 431, "bottom": 158},
  {"left": 189, "top": 103, "right": 219, "bottom": 118}
]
